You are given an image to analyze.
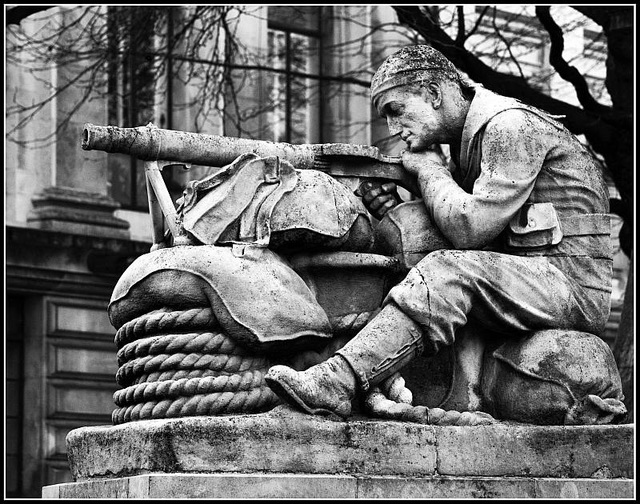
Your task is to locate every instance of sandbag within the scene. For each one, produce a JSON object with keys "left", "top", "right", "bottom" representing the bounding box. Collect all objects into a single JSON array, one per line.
[
  {"left": 179, "top": 153, "right": 374, "bottom": 254},
  {"left": 481, "top": 329, "right": 627, "bottom": 425},
  {"left": 108, "top": 245, "right": 333, "bottom": 354}
]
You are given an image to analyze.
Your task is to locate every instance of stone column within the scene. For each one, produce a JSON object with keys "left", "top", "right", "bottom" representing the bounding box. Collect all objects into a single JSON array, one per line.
[
  {"left": 9, "top": 6, "right": 130, "bottom": 238},
  {"left": 321, "top": 6, "right": 374, "bottom": 145}
]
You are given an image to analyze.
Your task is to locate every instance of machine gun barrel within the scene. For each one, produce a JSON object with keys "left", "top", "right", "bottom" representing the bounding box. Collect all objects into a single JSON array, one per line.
[
  {"left": 82, "top": 123, "right": 419, "bottom": 195},
  {"left": 82, "top": 123, "right": 319, "bottom": 169}
]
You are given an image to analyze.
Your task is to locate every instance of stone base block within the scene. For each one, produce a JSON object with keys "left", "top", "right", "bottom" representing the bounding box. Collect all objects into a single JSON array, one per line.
[
  {"left": 43, "top": 473, "right": 634, "bottom": 499},
  {"left": 45, "top": 406, "right": 634, "bottom": 499}
]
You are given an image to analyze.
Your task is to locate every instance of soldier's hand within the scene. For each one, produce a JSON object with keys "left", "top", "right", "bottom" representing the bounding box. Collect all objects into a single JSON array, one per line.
[
  {"left": 401, "top": 149, "right": 446, "bottom": 177},
  {"left": 357, "top": 180, "right": 401, "bottom": 220}
]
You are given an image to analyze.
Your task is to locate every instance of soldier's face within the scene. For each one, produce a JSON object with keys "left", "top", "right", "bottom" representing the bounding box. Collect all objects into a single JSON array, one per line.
[{"left": 375, "top": 85, "right": 443, "bottom": 152}]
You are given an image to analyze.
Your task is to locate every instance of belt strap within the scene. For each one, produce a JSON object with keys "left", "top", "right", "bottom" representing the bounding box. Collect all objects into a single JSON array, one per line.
[{"left": 561, "top": 213, "right": 610, "bottom": 237}]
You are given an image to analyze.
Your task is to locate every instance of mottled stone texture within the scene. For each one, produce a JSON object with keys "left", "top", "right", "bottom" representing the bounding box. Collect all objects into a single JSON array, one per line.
[
  {"left": 41, "top": 406, "right": 634, "bottom": 498},
  {"left": 43, "top": 474, "right": 634, "bottom": 499},
  {"left": 65, "top": 406, "right": 633, "bottom": 482}
]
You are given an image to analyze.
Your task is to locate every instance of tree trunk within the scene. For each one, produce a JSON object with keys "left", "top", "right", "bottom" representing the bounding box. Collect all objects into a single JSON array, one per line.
[{"left": 613, "top": 255, "right": 634, "bottom": 422}]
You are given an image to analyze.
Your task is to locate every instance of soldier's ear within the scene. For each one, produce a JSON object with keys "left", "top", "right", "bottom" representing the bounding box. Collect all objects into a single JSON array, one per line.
[
  {"left": 564, "top": 394, "right": 627, "bottom": 425},
  {"left": 423, "top": 82, "right": 442, "bottom": 109}
]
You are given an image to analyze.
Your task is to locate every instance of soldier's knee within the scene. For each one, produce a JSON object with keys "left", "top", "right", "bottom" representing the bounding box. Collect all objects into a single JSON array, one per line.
[{"left": 412, "top": 249, "right": 483, "bottom": 285}]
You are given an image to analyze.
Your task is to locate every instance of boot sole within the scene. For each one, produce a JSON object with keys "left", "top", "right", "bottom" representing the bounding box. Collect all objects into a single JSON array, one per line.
[{"left": 265, "top": 375, "right": 348, "bottom": 420}]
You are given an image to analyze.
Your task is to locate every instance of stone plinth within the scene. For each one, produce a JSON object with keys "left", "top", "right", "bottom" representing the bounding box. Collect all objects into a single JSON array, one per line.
[
  {"left": 43, "top": 406, "right": 635, "bottom": 498},
  {"left": 43, "top": 473, "right": 634, "bottom": 499}
]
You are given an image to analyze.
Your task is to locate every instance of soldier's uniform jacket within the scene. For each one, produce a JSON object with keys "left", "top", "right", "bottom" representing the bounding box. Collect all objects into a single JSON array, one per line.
[{"left": 420, "top": 86, "right": 612, "bottom": 295}]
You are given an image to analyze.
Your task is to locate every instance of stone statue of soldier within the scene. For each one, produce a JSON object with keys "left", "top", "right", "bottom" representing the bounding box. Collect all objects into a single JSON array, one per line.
[{"left": 265, "top": 45, "right": 626, "bottom": 425}]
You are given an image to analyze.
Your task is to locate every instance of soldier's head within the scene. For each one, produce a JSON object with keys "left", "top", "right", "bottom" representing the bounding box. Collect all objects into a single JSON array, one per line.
[{"left": 371, "top": 45, "right": 473, "bottom": 151}]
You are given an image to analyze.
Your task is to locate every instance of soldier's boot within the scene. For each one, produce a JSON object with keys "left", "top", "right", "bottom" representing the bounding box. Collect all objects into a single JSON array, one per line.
[
  {"left": 266, "top": 354, "right": 357, "bottom": 418},
  {"left": 265, "top": 303, "right": 424, "bottom": 418}
]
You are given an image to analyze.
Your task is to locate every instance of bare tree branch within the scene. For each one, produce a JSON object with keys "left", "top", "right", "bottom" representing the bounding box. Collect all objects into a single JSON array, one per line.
[
  {"left": 466, "top": 6, "right": 490, "bottom": 39},
  {"left": 390, "top": 7, "right": 624, "bottom": 145},
  {"left": 455, "top": 6, "right": 465, "bottom": 45},
  {"left": 535, "top": 6, "right": 609, "bottom": 115},
  {"left": 491, "top": 7, "right": 527, "bottom": 80}
]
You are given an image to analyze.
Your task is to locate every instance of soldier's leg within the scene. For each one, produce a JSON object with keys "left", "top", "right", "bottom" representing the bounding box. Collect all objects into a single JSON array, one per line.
[
  {"left": 266, "top": 249, "right": 594, "bottom": 417},
  {"left": 386, "top": 249, "right": 606, "bottom": 354},
  {"left": 265, "top": 303, "right": 424, "bottom": 417}
]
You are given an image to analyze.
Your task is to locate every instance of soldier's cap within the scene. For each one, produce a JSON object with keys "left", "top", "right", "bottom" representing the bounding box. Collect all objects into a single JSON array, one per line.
[{"left": 371, "top": 45, "right": 460, "bottom": 106}]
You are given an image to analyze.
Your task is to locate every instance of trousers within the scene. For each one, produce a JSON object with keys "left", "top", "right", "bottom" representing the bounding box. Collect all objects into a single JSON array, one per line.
[
  {"left": 336, "top": 249, "right": 611, "bottom": 392},
  {"left": 387, "top": 249, "right": 611, "bottom": 354}
]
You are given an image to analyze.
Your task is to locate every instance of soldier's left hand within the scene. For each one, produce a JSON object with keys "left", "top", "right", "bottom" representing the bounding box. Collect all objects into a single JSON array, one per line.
[{"left": 358, "top": 180, "right": 401, "bottom": 220}]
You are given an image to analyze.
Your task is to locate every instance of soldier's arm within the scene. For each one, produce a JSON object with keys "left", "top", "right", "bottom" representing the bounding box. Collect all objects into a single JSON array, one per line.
[{"left": 408, "top": 110, "right": 549, "bottom": 249}]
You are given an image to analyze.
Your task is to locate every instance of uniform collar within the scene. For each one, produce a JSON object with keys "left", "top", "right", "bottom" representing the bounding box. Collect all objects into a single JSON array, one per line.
[{"left": 459, "top": 86, "right": 522, "bottom": 170}]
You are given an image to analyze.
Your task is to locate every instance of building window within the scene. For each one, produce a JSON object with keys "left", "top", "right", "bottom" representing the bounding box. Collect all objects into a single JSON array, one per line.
[
  {"left": 105, "top": 6, "right": 324, "bottom": 210},
  {"left": 106, "top": 7, "right": 180, "bottom": 211},
  {"left": 266, "top": 6, "right": 322, "bottom": 143}
]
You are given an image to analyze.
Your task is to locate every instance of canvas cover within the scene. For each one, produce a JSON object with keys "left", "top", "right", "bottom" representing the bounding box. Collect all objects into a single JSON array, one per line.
[
  {"left": 179, "top": 153, "right": 373, "bottom": 253},
  {"left": 108, "top": 245, "right": 333, "bottom": 353}
]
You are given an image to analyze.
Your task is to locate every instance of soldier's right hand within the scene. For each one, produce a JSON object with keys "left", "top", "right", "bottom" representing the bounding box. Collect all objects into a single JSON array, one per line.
[{"left": 358, "top": 180, "right": 401, "bottom": 220}]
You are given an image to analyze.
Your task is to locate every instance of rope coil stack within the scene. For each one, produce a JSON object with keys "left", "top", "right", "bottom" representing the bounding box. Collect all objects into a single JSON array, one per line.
[
  {"left": 111, "top": 307, "right": 492, "bottom": 426},
  {"left": 111, "top": 307, "right": 280, "bottom": 424}
]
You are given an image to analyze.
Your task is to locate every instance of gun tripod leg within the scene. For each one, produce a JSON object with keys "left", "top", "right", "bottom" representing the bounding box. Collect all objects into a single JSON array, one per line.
[{"left": 144, "top": 160, "right": 183, "bottom": 251}]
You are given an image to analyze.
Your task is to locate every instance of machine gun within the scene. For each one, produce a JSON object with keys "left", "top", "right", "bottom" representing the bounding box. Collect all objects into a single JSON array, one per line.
[{"left": 81, "top": 123, "right": 419, "bottom": 249}]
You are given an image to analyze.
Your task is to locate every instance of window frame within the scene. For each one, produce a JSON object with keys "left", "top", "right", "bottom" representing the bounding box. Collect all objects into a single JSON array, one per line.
[
  {"left": 106, "top": 7, "right": 174, "bottom": 212},
  {"left": 267, "top": 6, "right": 324, "bottom": 143}
]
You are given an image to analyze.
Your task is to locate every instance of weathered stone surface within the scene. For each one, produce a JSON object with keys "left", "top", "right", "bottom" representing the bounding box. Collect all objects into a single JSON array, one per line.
[
  {"left": 358, "top": 475, "right": 634, "bottom": 499},
  {"left": 66, "top": 406, "right": 633, "bottom": 482},
  {"left": 435, "top": 422, "right": 634, "bottom": 478},
  {"left": 27, "top": 185, "right": 130, "bottom": 239},
  {"left": 43, "top": 473, "right": 635, "bottom": 499},
  {"left": 67, "top": 407, "right": 438, "bottom": 480}
]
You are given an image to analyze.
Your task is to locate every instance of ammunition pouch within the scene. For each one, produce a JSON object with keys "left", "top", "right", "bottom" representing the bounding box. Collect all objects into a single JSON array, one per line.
[
  {"left": 506, "top": 203, "right": 610, "bottom": 254},
  {"left": 506, "top": 202, "right": 562, "bottom": 249}
]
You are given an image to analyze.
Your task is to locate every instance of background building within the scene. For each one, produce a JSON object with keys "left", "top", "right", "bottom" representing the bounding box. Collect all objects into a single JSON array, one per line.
[{"left": 5, "top": 5, "right": 630, "bottom": 497}]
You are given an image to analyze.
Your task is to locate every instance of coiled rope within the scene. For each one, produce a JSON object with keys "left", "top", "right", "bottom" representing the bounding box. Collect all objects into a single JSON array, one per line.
[
  {"left": 115, "top": 307, "right": 216, "bottom": 348},
  {"left": 116, "top": 351, "right": 271, "bottom": 387},
  {"left": 117, "top": 330, "right": 249, "bottom": 366},
  {"left": 114, "top": 370, "right": 266, "bottom": 406},
  {"left": 133, "top": 368, "right": 233, "bottom": 385},
  {"left": 111, "top": 386, "right": 278, "bottom": 424},
  {"left": 329, "top": 311, "right": 375, "bottom": 336},
  {"left": 364, "top": 387, "right": 496, "bottom": 426},
  {"left": 112, "top": 307, "right": 279, "bottom": 425}
]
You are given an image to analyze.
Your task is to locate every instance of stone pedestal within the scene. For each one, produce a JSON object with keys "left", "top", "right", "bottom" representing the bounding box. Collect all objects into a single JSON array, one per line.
[{"left": 42, "top": 406, "right": 634, "bottom": 498}]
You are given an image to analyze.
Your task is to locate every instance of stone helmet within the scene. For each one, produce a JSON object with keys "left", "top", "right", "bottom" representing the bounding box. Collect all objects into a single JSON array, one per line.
[{"left": 370, "top": 45, "right": 461, "bottom": 107}]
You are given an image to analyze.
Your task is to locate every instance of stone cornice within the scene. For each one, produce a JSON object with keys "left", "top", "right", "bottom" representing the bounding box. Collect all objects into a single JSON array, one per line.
[
  {"left": 6, "top": 225, "right": 151, "bottom": 297},
  {"left": 6, "top": 225, "right": 149, "bottom": 255}
]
